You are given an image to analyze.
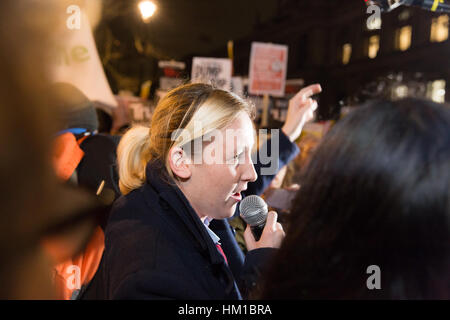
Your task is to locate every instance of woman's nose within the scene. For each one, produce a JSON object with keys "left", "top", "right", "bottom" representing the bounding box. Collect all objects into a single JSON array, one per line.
[{"left": 241, "top": 155, "right": 258, "bottom": 183}]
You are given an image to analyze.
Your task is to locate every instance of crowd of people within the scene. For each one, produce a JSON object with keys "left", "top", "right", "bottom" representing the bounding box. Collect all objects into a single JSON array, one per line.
[{"left": 0, "top": 1, "right": 449, "bottom": 300}]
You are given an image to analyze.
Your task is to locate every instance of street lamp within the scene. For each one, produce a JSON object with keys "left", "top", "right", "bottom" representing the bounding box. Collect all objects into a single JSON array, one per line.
[{"left": 138, "top": 0, "right": 157, "bottom": 22}]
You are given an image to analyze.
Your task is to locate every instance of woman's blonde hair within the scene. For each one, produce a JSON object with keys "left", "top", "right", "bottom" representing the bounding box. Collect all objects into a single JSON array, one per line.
[{"left": 117, "top": 83, "right": 255, "bottom": 195}]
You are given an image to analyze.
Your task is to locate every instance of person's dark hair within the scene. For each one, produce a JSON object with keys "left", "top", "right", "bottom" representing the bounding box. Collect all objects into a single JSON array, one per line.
[
  {"left": 92, "top": 101, "right": 114, "bottom": 134},
  {"left": 95, "top": 108, "right": 113, "bottom": 133},
  {"left": 259, "top": 98, "right": 450, "bottom": 299}
]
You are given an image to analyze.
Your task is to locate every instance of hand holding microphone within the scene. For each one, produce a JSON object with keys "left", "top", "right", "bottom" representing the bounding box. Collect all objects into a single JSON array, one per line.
[{"left": 240, "top": 195, "right": 285, "bottom": 251}]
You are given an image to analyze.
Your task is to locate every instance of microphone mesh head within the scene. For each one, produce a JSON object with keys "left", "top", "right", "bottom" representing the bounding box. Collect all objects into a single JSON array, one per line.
[{"left": 239, "top": 195, "right": 268, "bottom": 227}]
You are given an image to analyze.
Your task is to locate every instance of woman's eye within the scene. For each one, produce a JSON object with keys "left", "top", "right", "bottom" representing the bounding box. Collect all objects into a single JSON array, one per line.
[{"left": 233, "top": 152, "right": 244, "bottom": 164}]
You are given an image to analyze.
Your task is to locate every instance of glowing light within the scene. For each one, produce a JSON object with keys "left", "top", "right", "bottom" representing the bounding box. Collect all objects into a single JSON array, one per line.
[
  {"left": 427, "top": 80, "right": 446, "bottom": 103},
  {"left": 396, "top": 25, "right": 412, "bottom": 52},
  {"left": 430, "top": 15, "right": 449, "bottom": 43},
  {"left": 394, "top": 85, "right": 408, "bottom": 99},
  {"left": 368, "top": 35, "right": 380, "bottom": 59},
  {"left": 342, "top": 43, "right": 352, "bottom": 65},
  {"left": 138, "top": 1, "right": 157, "bottom": 21}
]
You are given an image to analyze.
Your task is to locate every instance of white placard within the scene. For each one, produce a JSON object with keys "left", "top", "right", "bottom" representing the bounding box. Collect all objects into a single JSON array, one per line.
[
  {"left": 51, "top": 12, "right": 117, "bottom": 107},
  {"left": 191, "top": 57, "right": 232, "bottom": 90}
]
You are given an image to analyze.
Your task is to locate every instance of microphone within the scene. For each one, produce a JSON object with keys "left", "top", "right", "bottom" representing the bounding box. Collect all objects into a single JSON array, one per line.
[
  {"left": 366, "top": 0, "right": 450, "bottom": 13},
  {"left": 239, "top": 195, "right": 268, "bottom": 241}
]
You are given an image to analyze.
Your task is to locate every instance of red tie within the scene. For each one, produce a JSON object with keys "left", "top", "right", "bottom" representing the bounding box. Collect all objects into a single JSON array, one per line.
[{"left": 216, "top": 244, "right": 228, "bottom": 265}]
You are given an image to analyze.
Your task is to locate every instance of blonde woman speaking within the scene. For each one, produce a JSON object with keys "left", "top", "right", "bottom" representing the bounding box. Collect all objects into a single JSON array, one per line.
[{"left": 82, "top": 83, "right": 321, "bottom": 299}]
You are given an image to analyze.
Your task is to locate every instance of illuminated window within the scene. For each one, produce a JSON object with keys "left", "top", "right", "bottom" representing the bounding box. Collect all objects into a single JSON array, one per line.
[
  {"left": 342, "top": 43, "right": 352, "bottom": 65},
  {"left": 368, "top": 35, "right": 380, "bottom": 59},
  {"left": 367, "top": 16, "right": 382, "bottom": 30},
  {"left": 392, "top": 85, "right": 408, "bottom": 99},
  {"left": 427, "top": 80, "right": 446, "bottom": 103},
  {"left": 430, "top": 15, "right": 449, "bottom": 42},
  {"left": 395, "top": 25, "right": 412, "bottom": 51}
]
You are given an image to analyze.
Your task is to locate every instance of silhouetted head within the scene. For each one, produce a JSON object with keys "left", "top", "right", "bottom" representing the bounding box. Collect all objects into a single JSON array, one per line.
[{"left": 260, "top": 98, "right": 450, "bottom": 299}]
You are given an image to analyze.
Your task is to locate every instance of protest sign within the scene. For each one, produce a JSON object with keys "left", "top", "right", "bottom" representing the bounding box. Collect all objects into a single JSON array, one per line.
[
  {"left": 191, "top": 57, "right": 232, "bottom": 90},
  {"left": 52, "top": 12, "right": 117, "bottom": 107},
  {"left": 249, "top": 42, "right": 288, "bottom": 97}
]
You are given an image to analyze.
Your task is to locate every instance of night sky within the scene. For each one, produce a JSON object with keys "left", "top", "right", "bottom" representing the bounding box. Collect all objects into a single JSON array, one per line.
[{"left": 100, "top": 0, "right": 280, "bottom": 60}]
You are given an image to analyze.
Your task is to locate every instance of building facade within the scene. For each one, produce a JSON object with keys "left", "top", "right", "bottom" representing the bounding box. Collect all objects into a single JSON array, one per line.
[{"left": 217, "top": 0, "right": 450, "bottom": 120}]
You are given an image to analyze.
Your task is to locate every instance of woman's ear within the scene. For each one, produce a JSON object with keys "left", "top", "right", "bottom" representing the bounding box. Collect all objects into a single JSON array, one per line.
[{"left": 168, "top": 146, "right": 192, "bottom": 179}]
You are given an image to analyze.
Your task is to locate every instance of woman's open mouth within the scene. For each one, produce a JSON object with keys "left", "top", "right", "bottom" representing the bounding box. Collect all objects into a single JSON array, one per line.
[{"left": 230, "top": 192, "right": 242, "bottom": 201}]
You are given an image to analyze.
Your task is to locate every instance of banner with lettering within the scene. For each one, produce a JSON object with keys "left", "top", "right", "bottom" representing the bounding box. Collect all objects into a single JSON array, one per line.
[{"left": 51, "top": 12, "right": 117, "bottom": 107}]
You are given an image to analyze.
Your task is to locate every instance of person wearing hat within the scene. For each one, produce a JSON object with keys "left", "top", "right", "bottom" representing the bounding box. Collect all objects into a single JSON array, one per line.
[
  {"left": 53, "top": 82, "right": 120, "bottom": 201},
  {"left": 51, "top": 82, "right": 120, "bottom": 299}
]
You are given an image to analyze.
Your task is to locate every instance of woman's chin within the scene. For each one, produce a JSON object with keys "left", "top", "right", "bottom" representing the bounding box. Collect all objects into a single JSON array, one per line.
[
  {"left": 228, "top": 203, "right": 238, "bottom": 217},
  {"left": 208, "top": 201, "right": 238, "bottom": 220}
]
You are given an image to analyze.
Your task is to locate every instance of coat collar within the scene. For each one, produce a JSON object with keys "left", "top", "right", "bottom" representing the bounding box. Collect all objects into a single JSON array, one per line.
[
  {"left": 144, "top": 160, "right": 224, "bottom": 266},
  {"left": 144, "top": 159, "right": 240, "bottom": 298}
]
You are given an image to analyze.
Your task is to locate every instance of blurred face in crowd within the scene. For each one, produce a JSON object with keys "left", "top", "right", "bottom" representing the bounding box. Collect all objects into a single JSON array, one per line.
[{"left": 175, "top": 111, "right": 257, "bottom": 221}]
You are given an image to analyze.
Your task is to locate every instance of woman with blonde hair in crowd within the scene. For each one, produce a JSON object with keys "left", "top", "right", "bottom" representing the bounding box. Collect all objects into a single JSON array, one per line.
[{"left": 82, "top": 82, "right": 321, "bottom": 299}]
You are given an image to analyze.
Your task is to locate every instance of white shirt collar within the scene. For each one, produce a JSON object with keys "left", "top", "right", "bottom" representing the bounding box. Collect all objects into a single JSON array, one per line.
[{"left": 202, "top": 218, "right": 221, "bottom": 245}]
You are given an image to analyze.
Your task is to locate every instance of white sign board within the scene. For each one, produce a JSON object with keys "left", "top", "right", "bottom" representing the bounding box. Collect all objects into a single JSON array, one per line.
[
  {"left": 51, "top": 13, "right": 117, "bottom": 107},
  {"left": 248, "top": 42, "right": 288, "bottom": 97},
  {"left": 191, "top": 57, "right": 232, "bottom": 90}
]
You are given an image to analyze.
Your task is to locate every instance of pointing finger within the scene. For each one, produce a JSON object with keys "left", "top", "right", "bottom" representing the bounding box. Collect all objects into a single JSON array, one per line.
[{"left": 294, "top": 84, "right": 322, "bottom": 102}]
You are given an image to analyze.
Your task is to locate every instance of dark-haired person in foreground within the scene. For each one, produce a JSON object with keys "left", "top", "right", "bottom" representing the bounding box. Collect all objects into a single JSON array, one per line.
[{"left": 259, "top": 98, "right": 450, "bottom": 299}]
